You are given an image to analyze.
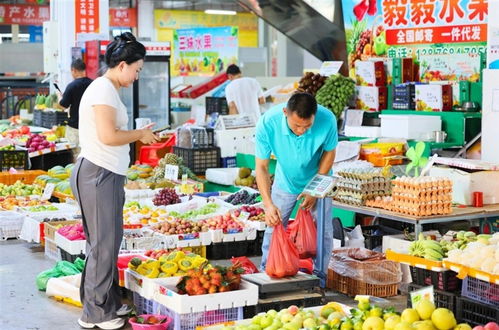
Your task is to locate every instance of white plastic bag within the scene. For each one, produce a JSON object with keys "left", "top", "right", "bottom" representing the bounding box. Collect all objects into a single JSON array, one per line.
[
  {"left": 46, "top": 274, "right": 81, "bottom": 306},
  {"left": 344, "top": 225, "right": 365, "bottom": 248}
]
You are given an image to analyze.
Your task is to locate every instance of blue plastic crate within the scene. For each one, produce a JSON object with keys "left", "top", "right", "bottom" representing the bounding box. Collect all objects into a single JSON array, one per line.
[
  {"left": 461, "top": 276, "right": 499, "bottom": 307},
  {"left": 156, "top": 303, "right": 243, "bottom": 330},
  {"left": 133, "top": 292, "right": 156, "bottom": 315},
  {"left": 221, "top": 157, "right": 237, "bottom": 168}
]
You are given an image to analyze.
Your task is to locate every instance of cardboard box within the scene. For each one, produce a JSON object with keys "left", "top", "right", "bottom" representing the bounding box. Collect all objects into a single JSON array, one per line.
[
  {"left": 355, "top": 61, "right": 386, "bottom": 86},
  {"left": 415, "top": 84, "right": 453, "bottom": 111},
  {"left": 355, "top": 86, "right": 388, "bottom": 111},
  {"left": 429, "top": 167, "right": 499, "bottom": 205},
  {"left": 369, "top": 57, "right": 393, "bottom": 84}
]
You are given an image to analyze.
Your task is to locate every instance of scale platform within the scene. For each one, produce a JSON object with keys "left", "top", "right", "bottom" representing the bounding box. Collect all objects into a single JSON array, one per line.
[{"left": 243, "top": 272, "right": 321, "bottom": 298}]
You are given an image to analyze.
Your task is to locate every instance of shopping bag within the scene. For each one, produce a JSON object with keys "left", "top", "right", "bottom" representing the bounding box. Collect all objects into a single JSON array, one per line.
[
  {"left": 231, "top": 256, "right": 258, "bottom": 274},
  {"left": 289, "top": 209, "right": 317, "bottom": 258},
  {"left": 46, "top": 274, "right": 82, "bottom": 307},
  {"left": 266, "top": 224, "right": 300, "bottom": 278}
]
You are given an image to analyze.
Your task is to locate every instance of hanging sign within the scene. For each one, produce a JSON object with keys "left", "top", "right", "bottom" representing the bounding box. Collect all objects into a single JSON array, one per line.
[
  {"left": 0, "top": 4, "right": 49, "bottom": 26},
  {"left": 75, "top": 0, "right": 100, "bottom": 35},
  {"left": 110, "top": 8, "right": 137, "bottom": 27},
  {"left": 173, "top": 26, "right": 238, "bottom": 76}
]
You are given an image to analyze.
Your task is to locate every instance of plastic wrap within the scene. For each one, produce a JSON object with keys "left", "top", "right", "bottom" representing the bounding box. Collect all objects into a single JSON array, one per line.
[
  {"left": 176, "top": 125, "right": 209, "bottom": 148},
  {"left": 328, "top": 247, "right": 402, "bottom": 285}
]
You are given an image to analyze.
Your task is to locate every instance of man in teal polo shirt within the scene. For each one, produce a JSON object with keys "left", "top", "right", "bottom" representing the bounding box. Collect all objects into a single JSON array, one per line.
[{"left": 255, "top": 92, "right": 338, "bottom": 281}]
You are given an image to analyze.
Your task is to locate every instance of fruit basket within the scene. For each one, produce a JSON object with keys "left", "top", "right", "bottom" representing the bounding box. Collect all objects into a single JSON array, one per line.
[
  {"left": 129, "top": 314, "right": 172, "bottom": 330},
  {"left": 153, "top": 277, "right": 258, "bottom": 314}
]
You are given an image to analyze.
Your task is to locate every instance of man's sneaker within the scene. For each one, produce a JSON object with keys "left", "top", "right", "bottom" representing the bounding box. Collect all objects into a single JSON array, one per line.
[
  {"left": 116, "top": 304, "right": 133, "bottom": 316},
  {"left": 78, "top": 317, "right": 125, "bottom": 330}
]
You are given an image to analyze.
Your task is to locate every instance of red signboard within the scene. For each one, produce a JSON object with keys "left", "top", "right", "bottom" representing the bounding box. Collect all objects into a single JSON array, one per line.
[
  {"left": 75, "top": 0, "right": 100, "bottom": 34},
  {"left": 110, "top": 8, "right": 137, "bottom": 27},
  {"left": 0, "top": 4, "right": 50, "bottom": 26},
  {"left": 386, "top": 23, "right": 487, "bottom": 45}
]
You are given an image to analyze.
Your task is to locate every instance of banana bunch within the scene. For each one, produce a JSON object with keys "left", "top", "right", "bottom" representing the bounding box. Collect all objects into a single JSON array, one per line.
[{"left": 409, "top": 233, "right": 445, "bottom": 261}]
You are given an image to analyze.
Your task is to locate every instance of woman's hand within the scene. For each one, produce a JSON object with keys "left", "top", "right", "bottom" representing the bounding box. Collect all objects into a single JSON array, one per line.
[{"left": 139, "top": 128, "right": 160, "bottom": 144}]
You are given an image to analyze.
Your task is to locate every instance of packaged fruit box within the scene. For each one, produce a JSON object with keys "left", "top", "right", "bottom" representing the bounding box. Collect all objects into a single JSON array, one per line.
[
  {"left": 355, "top": 60, "right": 386, "bottom": 86},
  {"left": 415, "top": 84, "right": 453, "bottom": 111},
  {"left": 355, "top": 86, "right": 388, "bottom": 112}
]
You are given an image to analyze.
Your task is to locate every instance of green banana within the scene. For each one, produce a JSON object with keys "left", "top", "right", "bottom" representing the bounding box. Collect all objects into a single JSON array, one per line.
[{"left": 424, "top": 248, "right": 444, "bottom": 260}]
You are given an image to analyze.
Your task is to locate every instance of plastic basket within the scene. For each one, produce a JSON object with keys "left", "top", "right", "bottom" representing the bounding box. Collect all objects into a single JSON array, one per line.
[
  {"left": 156, "top": 303, "right": 242, "bottom": 330},
  {"left": 134, "top": 293, "right": 157, "bottom": 315},
  {"left": 0, "top": 211, "right": 25, "bottom": 240},
  {"left": 247, "top": 230, "right": 264, "bottom": 257},
  {"left": 410, "top": 266, "right": 461, "bottom": 292},
  {"left": 41, "top": 111, "right": 68, "bottom": 128},
  {"left": 33, "top": 109, "right": 43, "bottom": 126},
  {"left": 0, "top": 170, "right": 47, "bottom": 185},
  {"left": 0, "top": 150, "right": 29, "bottom": 171},
  {"left": 327, "top": 269, "right": 398, "bottom": 297},
  {"left": 461, "top": 276, "right": 499, "bottom": 307},
  {"left": 58, "top": 247, "right": 85, "bottom": 263},
  {"left": 44, "top": 237, "right": 62, "bottom": 261},
  {"left": 206, "top": 240, "right": 248, "bottom": 260},
  {"left": 243, "top": 293, "right": 322, "bottom": 319},
  {"left": 205, "top": 97, "right": 229, "bottom": 115},
  {"left": 407, "top": 283, "right": 457, "bottom": 312},
  {"left": 173, "top": 146, "right": 221, "bottom": 175},
  {"left": 129, "top": 314, "right": 172, "bottom": 330},
  {"left": 456, "top": 296, "right": 499, "bottom": 327},
  {"left": 221, "top": 157, "right": 237, "bottom": 168}
]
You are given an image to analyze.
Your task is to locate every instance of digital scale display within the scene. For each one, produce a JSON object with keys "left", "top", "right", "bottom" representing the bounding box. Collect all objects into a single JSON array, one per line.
[{"left": 303, "top": 174, "right": 336, "bottom": 198}]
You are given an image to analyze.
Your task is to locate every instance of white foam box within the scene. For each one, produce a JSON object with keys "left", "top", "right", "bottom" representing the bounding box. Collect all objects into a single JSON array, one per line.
[
  {"left": 344, "top": 125, "right": 381, "bottom": 138},
  {"left": 153, "top": 277, "right": 259, "bottom": 314},
  {"left": 382, "top": 230, "right": 441, "bottom": 254},
  {"left": 124, "top": 269, "right": 165, "bottom": 299},
  {"left": 214, "top": 127, "right": 256, "bottom": 158},
  {"left": 429, "top": 167, "right": 499, "bottom": 205},
  {"left": 205, "top": 167, "right": 239, "bottom": 186},
  {"left": 380, "top": 114, "right": 441, "bottom": 140},
  {"left": 54, "top": 231, "right": 86, "bottom": 255}
]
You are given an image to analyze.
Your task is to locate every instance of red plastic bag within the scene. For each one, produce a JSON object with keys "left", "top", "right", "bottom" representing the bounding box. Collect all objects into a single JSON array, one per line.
[
  {"left": 266, "top": 224, "right": 300, "bottom": 278},
  {"left": 289, "top": 209, "right": 317, "bottom": 258},
  {"left": 231, "top": 256, "right": 258, "bottom": 274}
]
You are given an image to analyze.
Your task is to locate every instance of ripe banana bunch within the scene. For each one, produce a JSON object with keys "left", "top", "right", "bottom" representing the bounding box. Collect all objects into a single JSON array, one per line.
[{"left": 409, "top": 233, "right": 444, "bottom": 261}]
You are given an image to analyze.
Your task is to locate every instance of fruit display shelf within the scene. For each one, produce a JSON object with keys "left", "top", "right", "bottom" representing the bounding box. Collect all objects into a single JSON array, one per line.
[
  {"left": 153, "top": 277, "right": 258, "bottom": 314},
  {"left": 385, "top": 249, "right": 447, "bottom": 271},
  {"left": 28, "top": 143, "right": 75, "bottom": 158},
  {"left": 443, "top": 260, "right": 499, "bottom": 285}
]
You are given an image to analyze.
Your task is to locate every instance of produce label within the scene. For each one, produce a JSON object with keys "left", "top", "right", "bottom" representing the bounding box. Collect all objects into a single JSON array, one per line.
[
  {"left": 42, "top": 183, "right": 56, "bottom": 201},
  {"left": 172, "top": 26, "right": 238, "bottom": 76},
  {"left": 319, "top": 61, "right": 344, "bottom": 76},
  {"left": 342, "top": 0, "right": 488, "bottom": 82},
  {"left": 164, "top": 165, "right": 179, "bottom": 181},
  {"left": 409, "top": 285, "right": 434, "bottom": 306}
]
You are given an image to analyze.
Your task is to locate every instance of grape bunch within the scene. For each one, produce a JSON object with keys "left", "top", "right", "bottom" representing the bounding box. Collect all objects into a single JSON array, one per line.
[
  {"left": 153, "top": 188, "right": 181, "bottom": 206},
  {"left": 226, "top": 190, "right": 260, "bottom": 205},
  {"left": 297, "top": 72, "right": 327, "bottom": 96},
  {"left": 316, "top": 74, "right": 356, "bottom": 118}
]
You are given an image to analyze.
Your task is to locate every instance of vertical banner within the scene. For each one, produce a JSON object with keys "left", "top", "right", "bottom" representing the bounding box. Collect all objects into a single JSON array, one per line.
[
  {"left": 342, "top": 0, "right": 488, "bottom": 81},
  {"left": 75, "top": 0, "right": 100, "bottom": 35},
  {"left": 173, "top": 26, "right": 238, "bottom": 76}
]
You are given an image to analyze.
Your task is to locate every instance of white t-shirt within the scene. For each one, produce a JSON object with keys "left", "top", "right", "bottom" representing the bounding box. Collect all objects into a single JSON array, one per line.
[
  {"left": 225, "top": 77, "right": 264, "bottom": 121},
  {"left": 78, "top": 77, "right": 130, "bottom": 176}
]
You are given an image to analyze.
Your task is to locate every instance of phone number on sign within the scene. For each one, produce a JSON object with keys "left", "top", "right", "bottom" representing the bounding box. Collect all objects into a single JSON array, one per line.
[{"left": 387, "top": 45, "right": 487, "bottom": 58}]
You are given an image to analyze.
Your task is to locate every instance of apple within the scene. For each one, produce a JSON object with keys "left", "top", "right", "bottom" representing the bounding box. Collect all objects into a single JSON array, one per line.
[
  {"left": 484, "top": 323, "right": 499, "bottom": 330},
  {"left": 454, "top": 324, "right": 472, "bottom": 330},
  {"left": 401, "top": 308, "right": 420, "bottom": 323},
  {"left": 362, "top": 316, "right": 384, "bottom": 330},
  {"left": 288, "top": 305, "right": 299, "bottom": 316},
  {"left": 259, "top": 315, "right": 273, "bottom": 328},
  {"left": 303, "top": 318, "right": 317, "bottom": 329},
  {"left": 280, "top": 312, "right": 293, "bottom": 324}
]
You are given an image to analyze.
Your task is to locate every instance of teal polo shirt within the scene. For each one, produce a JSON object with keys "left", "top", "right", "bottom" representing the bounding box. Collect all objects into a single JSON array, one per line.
[{"left": 255, "top": 103, "right": 338, "bottom": 194}]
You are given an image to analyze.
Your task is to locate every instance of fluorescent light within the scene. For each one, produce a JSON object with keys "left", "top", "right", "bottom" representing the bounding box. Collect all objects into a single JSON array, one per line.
[{"left": 204, "top": 9, "right": 237, "bottom": 15}]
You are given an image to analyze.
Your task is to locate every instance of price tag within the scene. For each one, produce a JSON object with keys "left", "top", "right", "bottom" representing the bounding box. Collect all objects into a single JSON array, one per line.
[
  {"left": 41, "top": 183, "right": 56, "bottom": 200},
  {"left": 239, "top": 211, "right": 250, "bottom": 220},
  {"left": 319, "top": 61, "right": 343, "bottom": 76},
  {"left": 409, "top": 286, "right": 434, "bottom": 307},
  {"left": 164, "top": 165, "right": 179, "bottom": 181}
]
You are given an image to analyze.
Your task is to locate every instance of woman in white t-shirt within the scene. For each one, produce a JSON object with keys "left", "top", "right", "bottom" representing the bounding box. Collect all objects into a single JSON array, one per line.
[{"left": 70, "top": 32, "right": 159, "bottom": 330}]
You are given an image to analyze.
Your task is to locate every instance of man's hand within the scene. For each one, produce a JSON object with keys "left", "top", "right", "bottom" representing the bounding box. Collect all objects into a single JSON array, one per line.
[
  {"left": 297, "top": 193, "right": 317, "bottom": 211},
  {"left": 264, "top": 203, "right": 282, "bottom": 227}
]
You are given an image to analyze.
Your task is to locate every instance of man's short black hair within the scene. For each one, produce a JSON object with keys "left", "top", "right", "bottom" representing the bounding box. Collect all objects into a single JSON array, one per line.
[
  {"left": 286, "top": 92, "right": 317, "bottom": 118},
  {"left": 226, "top": 64, "right": 241, "bottom": 75},
  {"left": 71, "top": 59, "right": 86, "bottom": 72}
]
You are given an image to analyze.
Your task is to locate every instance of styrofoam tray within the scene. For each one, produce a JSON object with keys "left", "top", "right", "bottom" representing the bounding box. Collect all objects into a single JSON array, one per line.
[
  {"left": 153, "top": 278, "right": 258, "bottom": 314},
  {"left": 54, "top": 231, "right": 86, "bottom": 255},
  {"left": 205, "top": 167, "right": 239, "bottom": 186}
]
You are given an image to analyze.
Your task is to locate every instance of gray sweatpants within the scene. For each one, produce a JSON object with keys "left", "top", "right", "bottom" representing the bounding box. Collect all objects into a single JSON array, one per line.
[{"left": 70, "top": 158, "right": 125, "bottom": 323}]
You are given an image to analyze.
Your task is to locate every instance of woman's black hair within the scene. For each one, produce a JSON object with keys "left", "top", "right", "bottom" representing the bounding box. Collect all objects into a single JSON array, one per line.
[{"left": 105, "top": 32, "right": 146, "bottom": 68}]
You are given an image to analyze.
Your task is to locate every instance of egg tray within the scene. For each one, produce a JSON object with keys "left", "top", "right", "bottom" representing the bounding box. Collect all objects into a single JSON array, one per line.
[
  {"left": 392, "top": 177, "right": 452, "bottom": 190},
  {"left": 336, "top": 169, "right": 388, "bottom": 181},
  {"left": 392, "top": 186, "right": 453, "bottom": 195},
  {"left": 392, "top": 192, "right": 452, "bottom": 202},
  {"left": 390, "top": 202, "right": 452, "bottom": 216},
  {"left": 336, "top": 181, "right": 392, "bottom": 193}
]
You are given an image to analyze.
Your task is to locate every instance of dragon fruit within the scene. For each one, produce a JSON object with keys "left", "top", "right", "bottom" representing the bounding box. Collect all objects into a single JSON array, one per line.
[{"left": 57, "top": 223, "right": 86, "bottom": 241}]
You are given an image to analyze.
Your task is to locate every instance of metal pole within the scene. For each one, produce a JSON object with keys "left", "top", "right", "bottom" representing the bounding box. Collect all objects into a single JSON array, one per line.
[{"left": 316, "top": 198, "right": 326, "bottom": 288}]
